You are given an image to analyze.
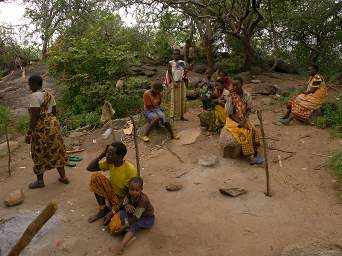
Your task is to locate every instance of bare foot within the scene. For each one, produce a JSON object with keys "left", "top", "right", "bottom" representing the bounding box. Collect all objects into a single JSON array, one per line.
[{"left": 88, "top": 207, "right": 109, "bottom": 223}]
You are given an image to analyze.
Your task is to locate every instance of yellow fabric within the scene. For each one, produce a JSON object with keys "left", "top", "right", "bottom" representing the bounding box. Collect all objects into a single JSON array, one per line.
[
  {"left": 98, "top": 160, "right": 138, "bottom": 198},
  {"left": 89, "top": 172, "right": 122, "bottom": 210},
  {"left": 225, "top": 117, "right": 259, "bottom": 156},
  {"left": 170, "top": 81, "right": 186, "bottom": 120},
  {"left": 108, "top": 212, "right": 127, "bottom": 235},
  {"left": 213, "top": 105, "right": 226, "bottom": 126},
  {"left": 295, "top": 74, "right": 328, "bottom": 110}
]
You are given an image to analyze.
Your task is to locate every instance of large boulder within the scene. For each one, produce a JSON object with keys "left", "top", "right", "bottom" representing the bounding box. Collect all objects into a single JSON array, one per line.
[
  {"left": 251, "top": 84, "right": 278, "bottom": 95},
  {"left": 235, "top": 71, "right": 252, "bottom": 83},
  {"left": 219, "top": 128, "right": 241, "bottom": 159},
  {"left": 274, "top": 60, "right": 299, "bottom": 74}
]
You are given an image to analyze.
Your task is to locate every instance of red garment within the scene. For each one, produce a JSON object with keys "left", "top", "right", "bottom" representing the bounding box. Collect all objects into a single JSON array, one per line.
[
  {"left": 143, "top": 90, "right": 162, "bottom": 112},
  {"left": 219, "top": 76, "right": 232, "bottom": 89}
]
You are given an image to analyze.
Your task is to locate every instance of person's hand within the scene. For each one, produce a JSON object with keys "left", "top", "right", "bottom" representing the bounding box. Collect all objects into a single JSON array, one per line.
[
  {"left": 125, "top": 204, "right": 135, "bottom": 214},
  {"left": 100, "top": 145, "right": 109, "bottom": 158},
  {"left": 25, "top": 135, "right": 32, "bottom": 144}
]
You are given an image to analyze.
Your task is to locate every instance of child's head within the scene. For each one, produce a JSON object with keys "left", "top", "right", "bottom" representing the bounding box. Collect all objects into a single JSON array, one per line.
[
  {"left": 151, "top": 80, "right": 163, "bottom": 94},
  {"left": 215, "top": 79, "right": 225, "bottom": 91},
  {"left": 128, "top": 176, "right": 143, "bottom": 198}
]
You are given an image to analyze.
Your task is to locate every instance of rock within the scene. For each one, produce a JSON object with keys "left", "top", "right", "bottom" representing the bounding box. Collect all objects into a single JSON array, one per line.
[
  {"left": 251, "top": 84, "right": 278, "bottom": 95},
  {"left": 0, "top": 141, "right": 19, "bottom": 158},
  {"left": 68, "top": 131, "right": 84, "bottom": 138},
  {"left": 4, "top": 189, "right": 24, "bottom": 207},
  {"left": 198, "top": 155, "right": 218, "bottom": 167},
  {"left": 115, "top": 79, "right": 125, "bottom": 89},
  {"left": 175, "top": 128, "right": 201, "bottom": 145},
  {"left": 165, "top": 184, "right": 183, "bottom": 191},
  {"left": 110, "top": 118, "right": 128, "bottom": 130},
  {"left": 273, "top": 60, "right": 299, "bottom": 74},
  {"left": 236, "top": 71, "right": 252, "bottom": 82},
  {"left": 189, "top": 77, "right": 202, "bottom": 88},
  {"left": 219, "top": 128, "right": 241, "bottom": 159},
  {"left": 250, "top": 79, "right": 261, "bottom": 84},
  {"left": 219, "top": 187, "right": 248, "bottom": 197}
]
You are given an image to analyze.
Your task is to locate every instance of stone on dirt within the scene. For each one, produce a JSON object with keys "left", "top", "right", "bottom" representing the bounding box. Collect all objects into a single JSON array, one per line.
[
  {"left": 251, "top": 84, "right": 278, "bottom": 95},
  {"left": 4, "top": 189, "right": 24, "bottom": 207},
  {"left": 166, "top": 184, "right": 183, "bottom": 191},
  {"left": 198, "top": 155, "right": 218, "bottom": 167},
  {"left": 250, "top": 79, "right": 261, "bottom": 84},
  {"left": 176, "top": 128, "right": 201, "bottom": 145}
]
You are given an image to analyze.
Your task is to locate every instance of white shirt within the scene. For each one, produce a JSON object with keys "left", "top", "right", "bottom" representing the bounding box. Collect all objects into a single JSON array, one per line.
[{"left": 29, "top": 90, "right": 56, "bottom": 113}]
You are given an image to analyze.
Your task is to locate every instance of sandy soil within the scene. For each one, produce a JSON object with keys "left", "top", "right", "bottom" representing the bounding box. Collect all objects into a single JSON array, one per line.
[{"left": 1, "top": 74, "right": 342, "bottom": 256}]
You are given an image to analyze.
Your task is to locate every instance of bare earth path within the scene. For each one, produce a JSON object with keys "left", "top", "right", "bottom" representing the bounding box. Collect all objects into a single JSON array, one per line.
[{"left": 1, "top": 76, "right": 342, "bottom": 256}]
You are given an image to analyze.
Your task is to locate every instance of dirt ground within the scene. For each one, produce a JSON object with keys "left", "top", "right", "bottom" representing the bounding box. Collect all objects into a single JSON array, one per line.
[{"left": 1, "top": 74, "right": 342, "bottom": 256}]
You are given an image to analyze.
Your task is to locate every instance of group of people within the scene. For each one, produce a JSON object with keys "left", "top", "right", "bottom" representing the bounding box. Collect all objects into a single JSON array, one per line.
[{"left": 23, "top": 49, "right": 328, "bottom": 253}]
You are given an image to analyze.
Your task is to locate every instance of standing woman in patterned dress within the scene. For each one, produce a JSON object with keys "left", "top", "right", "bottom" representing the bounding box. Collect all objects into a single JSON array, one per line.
[
  {"left": 167, "top": 48, "right": 188, "bottom": 121},
  {"left": 25, "top": 75, "right": 70, "bottom": 189}
]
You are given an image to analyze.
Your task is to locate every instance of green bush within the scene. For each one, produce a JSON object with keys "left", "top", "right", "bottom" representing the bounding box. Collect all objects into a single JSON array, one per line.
[
  {"left": 315, "top": 99, "right": 342, "bottom": 130},
  {"left": 16, "top": 113, "right": 29, "bottom": 134},
  {"left": 330, "top": 150, "right": 342, "bottom": 192}
]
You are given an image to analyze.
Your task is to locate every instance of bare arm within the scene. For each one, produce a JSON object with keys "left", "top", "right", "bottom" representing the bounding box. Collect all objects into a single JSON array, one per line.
[{"left": 87, "top": 146, "right": 107, "bottom": 172}]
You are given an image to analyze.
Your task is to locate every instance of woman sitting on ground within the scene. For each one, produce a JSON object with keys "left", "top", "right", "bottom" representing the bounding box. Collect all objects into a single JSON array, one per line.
[
  {"left": 278, "top": 64, "right": 328, "bottom": 125},
  {"left": 143, "top": 81, "right": 178, "bottom": 142},
  {"left": 198, "top": 79, "right": 227, "bottom": 133},
  {"left": 25, "top": 75, "right": 70, "bottom": 188},
  {"left": 224, "top": 77, "right": 263, "bottom": 165}
]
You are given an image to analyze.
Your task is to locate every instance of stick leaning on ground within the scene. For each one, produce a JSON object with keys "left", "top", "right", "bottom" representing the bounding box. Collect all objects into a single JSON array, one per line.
[
  {"left": 129, "top": 116, "right": 141, "bottom": 176},
  {"left": 257, "top": 110, "right": 272, "bottom": 197},
  {"left": 7, "top": 201, "right": 58, "bottom": 256}
]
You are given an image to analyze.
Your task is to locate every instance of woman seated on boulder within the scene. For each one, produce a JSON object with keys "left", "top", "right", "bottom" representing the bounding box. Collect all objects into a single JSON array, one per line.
[
  {"left": 278, "top": 64, "right": 328, "bottom": 125},
  {"left": 224, "top": 77, "right": 263, "bottom": 165},
  {"left": 198, "top": 79, "right": 227, "bottom": 133},
  {"left": 143, "top": 80, "right": 178, "bottom": 142}
]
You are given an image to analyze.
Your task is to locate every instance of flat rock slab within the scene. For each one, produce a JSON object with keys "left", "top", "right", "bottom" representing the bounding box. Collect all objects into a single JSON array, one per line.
[
  {"left": 165, "top": 184, "right": 183, "bottom": 191},
  {"left": 175, "top": 128, "right": 201, "bottom": 145},
  {"left": 0, "top": 212, "right": 60, "bottom": 256},
  {"left": 198, "top": 155, "right": 218, "bottom": 167},
  {"left": 219, "top": 188, "right": 248, "bottom": 197},
  {"left": 4, "top": 189, "right": 24, "bottom": 207}
]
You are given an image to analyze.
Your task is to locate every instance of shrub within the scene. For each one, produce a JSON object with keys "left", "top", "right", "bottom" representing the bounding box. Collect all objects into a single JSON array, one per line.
[
  {"left": 330, "top": 150, "right": 342, "bottom": 192},
  {"left": 315, "top": 99, "right": 342, "bottom": 131}
]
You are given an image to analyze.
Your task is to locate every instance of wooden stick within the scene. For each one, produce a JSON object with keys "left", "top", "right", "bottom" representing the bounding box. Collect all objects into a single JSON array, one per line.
[
  {"left": 66, "top": 149, "right": 85, "bottom": 155},
  {"left": 268, "top": 146, "right": 296, "bottom": 154},
  {"left": 130, "top": 116, "right": 141, "bottom": 176},
  {"left": 257, "top": 110, "right": 271, "bottom": 197},
  {"left": 272, "top": 153, "right": 295, "bottom": 163},
  {"left": 7, "top": 202, "right": 58, "bottom": 256},
  {"left": 311, "top": 153, "right": 332, "bottom": 158}
]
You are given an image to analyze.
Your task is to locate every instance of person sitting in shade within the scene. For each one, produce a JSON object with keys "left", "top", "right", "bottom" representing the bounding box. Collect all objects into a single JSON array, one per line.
[
  {"left": 278, "top": 64, "right": 328, "bottom": 125},
  {"left": 142, "top": 80, "right": 179, "bottom": 142}
]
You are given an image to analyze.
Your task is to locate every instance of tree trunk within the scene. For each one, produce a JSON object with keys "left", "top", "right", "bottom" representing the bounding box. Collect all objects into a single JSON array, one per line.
[
  {"left": 184, "top": 21, "right": 195, "bottom": 64},
  {"left": 203, "top": 37, "right": 215, "bottom": 73},
  {"left": 42, "top": 39, "right": 48, "bottom": 60},
  {"left": 242, "top": 36, "right": 254, "bottom": 71}
]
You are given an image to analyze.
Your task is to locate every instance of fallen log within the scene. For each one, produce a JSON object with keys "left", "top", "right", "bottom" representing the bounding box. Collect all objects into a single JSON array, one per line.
[{"left": 7, "top": 201, "right": 58, "bottom": 256}]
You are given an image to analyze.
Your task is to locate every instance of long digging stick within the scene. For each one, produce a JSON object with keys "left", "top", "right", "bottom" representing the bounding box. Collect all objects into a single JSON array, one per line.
[
  {"left": 257, "top": 110, "right": 271, "bottom": 197},
  {"left": 7, "top": 202, "right": 58, "bottom": 256},
  {"left": 129, "top": 116, "right": 141, "bottom": 176}
]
